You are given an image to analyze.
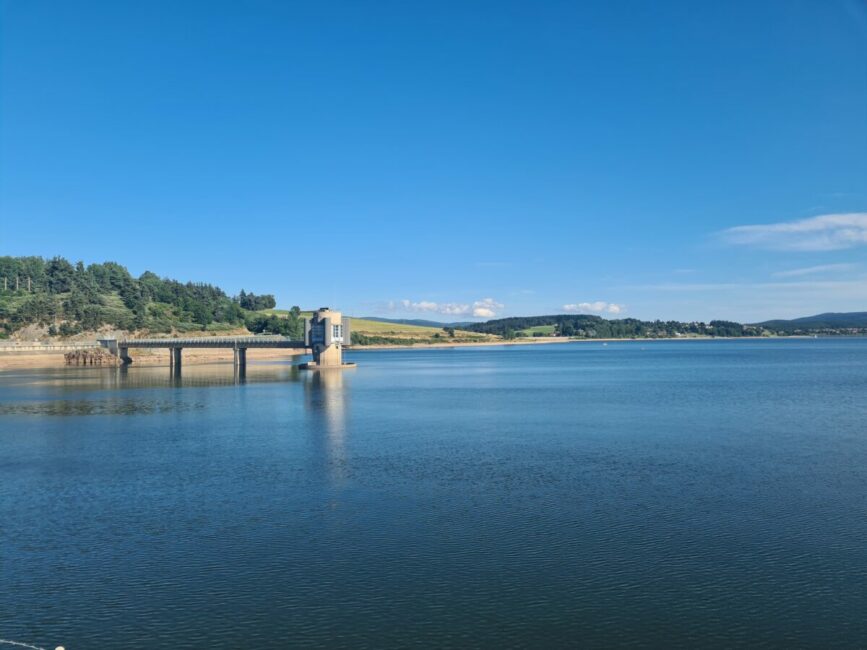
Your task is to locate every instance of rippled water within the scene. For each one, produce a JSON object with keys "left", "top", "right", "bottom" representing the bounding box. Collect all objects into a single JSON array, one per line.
[{"left": 2, "top": 340, "right": 867, "bottom": 648}]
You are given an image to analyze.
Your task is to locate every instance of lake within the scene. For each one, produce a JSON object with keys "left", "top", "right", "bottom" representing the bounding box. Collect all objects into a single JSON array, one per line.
[{"left": 2, "top": 339, "right": 866, "bottom": 648}]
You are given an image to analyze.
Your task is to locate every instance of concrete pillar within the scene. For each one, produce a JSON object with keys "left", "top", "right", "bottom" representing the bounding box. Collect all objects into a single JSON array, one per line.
[
  {"left": 171, "top": 348, "right": 182, "bottom": 373},
  {"left": 233, "top": 347, "right": 247, "bottom": 370},
  {"left": 233, "top": 347, "right": 247, "bottom": 381},
  {"left": 119, "top": 347, "right": 132, "bottom": 365},
  {"left": 313, "top": 342, "right": 343, "bottom": 367}
]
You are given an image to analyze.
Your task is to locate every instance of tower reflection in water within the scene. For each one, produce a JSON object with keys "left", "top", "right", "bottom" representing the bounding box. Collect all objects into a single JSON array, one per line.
[{"left": 302, "top": 369, "right": 350, "bottom": 484}]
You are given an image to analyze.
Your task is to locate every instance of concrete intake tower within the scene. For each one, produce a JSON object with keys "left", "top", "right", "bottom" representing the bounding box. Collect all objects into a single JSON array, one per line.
[{"left": 302, "top": 307, "right": 355, "bottom": 369}]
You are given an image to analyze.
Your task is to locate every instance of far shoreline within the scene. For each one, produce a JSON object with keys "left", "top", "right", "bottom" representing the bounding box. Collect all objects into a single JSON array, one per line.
[
  {"left": 0, "top": 335, "right": 824, "bottom": 371},
  {"left": 349, "top": 334, "right": 819, "bottom": 352}
]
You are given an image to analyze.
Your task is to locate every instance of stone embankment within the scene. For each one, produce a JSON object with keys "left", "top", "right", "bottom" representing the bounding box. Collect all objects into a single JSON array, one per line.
[{"left": 64, "top": 349, "right": 116, "bottom": 366}]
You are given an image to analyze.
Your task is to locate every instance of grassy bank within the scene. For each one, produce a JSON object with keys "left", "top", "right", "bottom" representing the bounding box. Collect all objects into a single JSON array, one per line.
[{"left": 261, "top": 310, "right": 496, "bottom": 345}]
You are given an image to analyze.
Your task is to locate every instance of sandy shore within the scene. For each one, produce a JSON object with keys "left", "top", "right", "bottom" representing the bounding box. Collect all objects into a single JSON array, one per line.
[
  {"left": 0, "top": 338, "right": 578, "bottom": 370},
  {"left": 0, "top": 335, "right": 786, "bottom": 371},
  {"left": 353, "top": 337, "right": 572, "bottom": 350},
  {"left": 0, "top": 346, "right": 309, "bottom": 370},
  {"left": 350, "top": 336, "right": 742, "bottom": 350}
]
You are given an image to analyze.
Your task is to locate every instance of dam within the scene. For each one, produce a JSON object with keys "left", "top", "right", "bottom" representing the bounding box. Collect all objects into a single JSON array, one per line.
[{"left": 99, "top": 307, "right": 355, "bottom": 373}]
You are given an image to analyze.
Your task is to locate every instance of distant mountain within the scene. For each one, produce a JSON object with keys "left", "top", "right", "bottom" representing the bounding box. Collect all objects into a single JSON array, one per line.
[
  {"left": 360, "top": 317, "right": 472, "bottom": 328},
  {"left": 755, "top": 312, "right": 867, "bottom": 329}
]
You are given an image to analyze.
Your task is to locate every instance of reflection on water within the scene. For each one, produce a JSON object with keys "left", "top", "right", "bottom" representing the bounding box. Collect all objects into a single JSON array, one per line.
[
  {"left": 0, "top": 399, "right": 206, "bottom": 416},
  {"left": 0, "top": 363, "right": 352, "bottom": 433},
  {"left": 2, "top": 362, "right": 302, "bottom": 391},
  {"left": 4, "top": 341, "right": 867, "bottom": 648},
  {"left": 303, "top": 369, "right": 350, "bottom": 483},
  {"left": 0, "top": 363, "right": 314, "bottom": 415}
]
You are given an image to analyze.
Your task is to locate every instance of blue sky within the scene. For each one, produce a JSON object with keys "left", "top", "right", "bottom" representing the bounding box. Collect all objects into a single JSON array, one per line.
[{"left": 1, "top": 0, "right": 865, "bottom": 322}]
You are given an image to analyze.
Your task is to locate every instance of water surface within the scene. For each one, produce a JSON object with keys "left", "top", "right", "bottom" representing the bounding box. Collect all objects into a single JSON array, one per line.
[{"left": 2, "top": 340, "right": 866, "bottom": 648}]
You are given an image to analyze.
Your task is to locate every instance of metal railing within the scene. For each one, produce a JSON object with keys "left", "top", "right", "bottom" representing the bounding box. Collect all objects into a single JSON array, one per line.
[{"left": 115, "top": 336, "right": 306, "bottom": 349}]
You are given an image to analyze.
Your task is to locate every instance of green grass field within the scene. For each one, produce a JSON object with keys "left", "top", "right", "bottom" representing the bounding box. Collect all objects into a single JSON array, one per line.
[
  {"left": 261, "top": 309, "right": 494, "bottom": 341},
  {"left": 518, "top": 324, "right": 556, "bottom": 336}
]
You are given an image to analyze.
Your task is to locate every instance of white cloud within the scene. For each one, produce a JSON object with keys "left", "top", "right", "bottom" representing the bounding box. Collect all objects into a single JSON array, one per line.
[
  {"left": 563, "top": 301, "right": 625, "bottom": 315},
  {"left": 719, "top": 213, "right": 867, "bottom": 251},
  {"left": 397, "top": 297, "right": 503, "bottom": 319},
  {"left": 772, "top": 263, "right": 858, "bottom": 278},
  {"left": 472, "top": 298, "right": 503, "bottom": 318},
  {"left": 400, "top": 300, "right": 440, "bottom": 312},
  {"left": 440, "top": 303, "right": 471, "bottom": 315}
]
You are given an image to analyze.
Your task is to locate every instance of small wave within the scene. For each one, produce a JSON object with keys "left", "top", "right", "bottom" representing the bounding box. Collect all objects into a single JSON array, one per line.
[{"left": 0, "top": 639, "right": 52, "bottom": 650}]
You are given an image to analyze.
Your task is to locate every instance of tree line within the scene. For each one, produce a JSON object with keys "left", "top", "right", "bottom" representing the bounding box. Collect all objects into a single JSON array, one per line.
[
  {"left": 0, "top": 256, "right": 301, "bottom": 338},
  {"left": 463, "top": 314, "right": 766, "bottom": 338}
]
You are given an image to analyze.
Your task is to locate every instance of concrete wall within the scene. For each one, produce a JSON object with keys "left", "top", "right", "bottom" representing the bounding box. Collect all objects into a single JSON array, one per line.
[{"left": 305, "top": 308, "right": 348, "bottom": 367}]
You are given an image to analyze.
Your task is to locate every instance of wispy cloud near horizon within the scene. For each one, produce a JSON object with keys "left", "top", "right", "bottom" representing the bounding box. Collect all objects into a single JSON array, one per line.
[
  {"left": 772, "top": 263, "right": 858, "bottom": 278},
  {"left": 719, "top": 213, "right": 867, "bottom": 251},
  {"left": 624, "top": 278, "right": 867, "bottom": 292},
  {"left": 390, "top": 297, "right": 504, "bottom": 319},
  {"left": 563, "top": 301, "right": 625, "bottom": 315},
  {"left": 615, "top": 276, "right": 867, "bottom": 322}
]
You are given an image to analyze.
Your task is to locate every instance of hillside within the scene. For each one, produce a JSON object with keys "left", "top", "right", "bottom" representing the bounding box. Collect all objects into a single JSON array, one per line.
[
  {"left": 0, "top": 256, "right": 300, "bottom": 340},
  {"left": 462, "top": 314, "right": 764, "bottom": 338},
  {"left": 7, "top": 256, "right": 863, "bottom": 344},
  {"left": 0, "top": 256, "right": 491, "bottom": 346},
  {"left": 360, "top": 316, "right": 473, "bottom": 328},
  {"left": 755, "top": 312, "right": 867, "bottom": 330},
  {"left": 263, "top": 309, "right": 492, "bottom": 344}
]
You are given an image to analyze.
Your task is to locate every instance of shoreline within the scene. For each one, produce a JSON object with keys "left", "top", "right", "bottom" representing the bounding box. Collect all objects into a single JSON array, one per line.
[
  {"left": 0, "top": 347, "right": 309, "bottom": 371},
  {"left": 0, "top": 335, "right": 818, "bottom": 371},
  {"left": 349, "top": 335, "right": 815, "bottom": 351}
]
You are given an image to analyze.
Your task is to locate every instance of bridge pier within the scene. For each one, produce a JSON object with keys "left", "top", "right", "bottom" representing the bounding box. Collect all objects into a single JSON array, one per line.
[
  {"left": 233, "top": 347, "right": 247, "bottom": 378},
  {"left": 98, "top": 331, "right": 340, "bottom": 375},
  {"left": 169, "top": 347, "right": 182, "bottom": 373}
]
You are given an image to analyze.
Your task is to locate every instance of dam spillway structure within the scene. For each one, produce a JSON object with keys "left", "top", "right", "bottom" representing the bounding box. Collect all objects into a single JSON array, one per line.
[
  {"left": 301, "top": 307, "right": 356, "bottom": 370},
  {"left": 99, "top": 306, "right": 355, "bottom": 374}
]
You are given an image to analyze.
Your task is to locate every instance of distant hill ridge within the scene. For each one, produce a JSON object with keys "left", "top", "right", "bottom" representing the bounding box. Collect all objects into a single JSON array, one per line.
[
  {"left": 754, "top": 312, "right": 867, "bottom": 329},
  {"left": 361, "top": 316, "right": 472, "bottom": 328}
]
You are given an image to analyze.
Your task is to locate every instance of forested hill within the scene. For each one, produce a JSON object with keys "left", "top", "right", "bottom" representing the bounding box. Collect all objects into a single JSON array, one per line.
[
  {"left": 462, "top": 314, "right": 764, "bottom": 338},
  {"left": 0, "top": 256, "right": 302, "bottom": 339},
  {"left": 755, "top": 312, "right": 867, "bottom": 331}
]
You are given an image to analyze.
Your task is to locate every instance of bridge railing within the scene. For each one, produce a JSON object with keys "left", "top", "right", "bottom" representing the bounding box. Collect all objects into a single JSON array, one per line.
[
  {"left": 109, "top": 336, "right": 307, "bottom": 349},
  {"left": 117, "top": 336, "right": 292, "bottom": 345}
]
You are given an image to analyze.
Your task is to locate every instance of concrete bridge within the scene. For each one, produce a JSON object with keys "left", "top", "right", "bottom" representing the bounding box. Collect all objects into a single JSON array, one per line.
[
  {"left": 103, "top": 335, "right": 305, "bottom": 372},
  {"left": 100, "top": 307, "right": 354, "bottom": 374}
]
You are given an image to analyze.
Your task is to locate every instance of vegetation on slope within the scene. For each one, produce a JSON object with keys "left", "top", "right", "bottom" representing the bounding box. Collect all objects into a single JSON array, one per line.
[
  {"left": 0, "top": 256, "right": 303, "bottom": 339},
  {"left": 464, "top": 314, "right": 768, "bottom": 339},
  {"left": 6, "top": 256, "right": 862, "bottom": 344},
  {"left": 755, "top": 312, "right": 867, "bottom": 332},
  {"left": 263, "top": 309, "right": 492, "bottom": 345}
]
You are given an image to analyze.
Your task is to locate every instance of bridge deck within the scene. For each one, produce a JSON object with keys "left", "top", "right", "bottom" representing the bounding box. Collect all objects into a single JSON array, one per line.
[
  {"left": 118, "top": 336, "right": 307, "bottom": 349},
  {"left": 0, "top": 343, "right": 101, "bottom": 353}
]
